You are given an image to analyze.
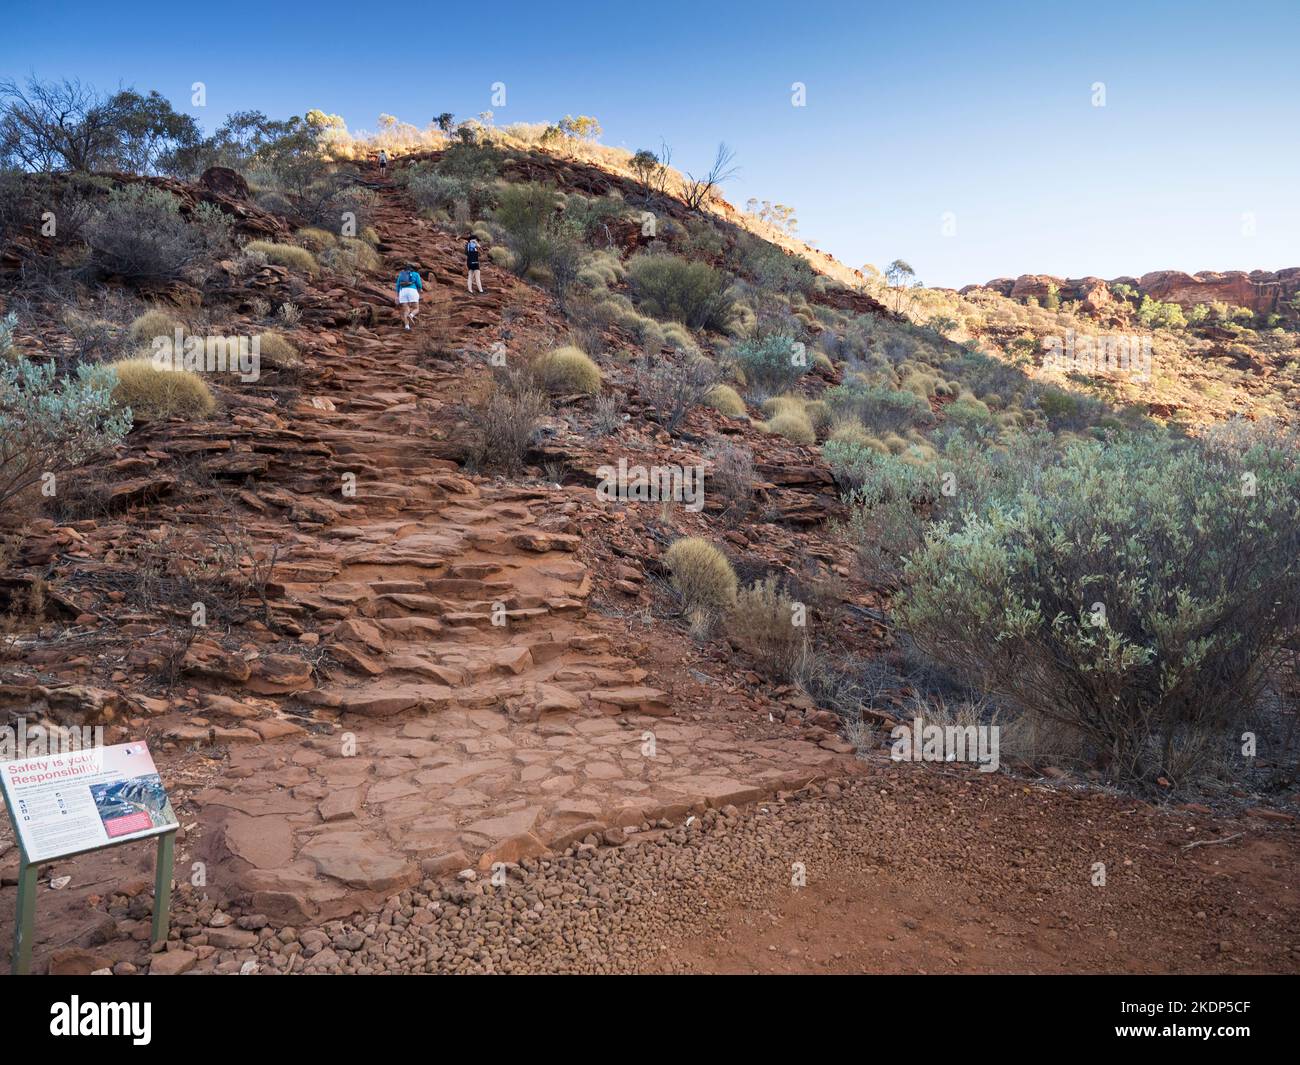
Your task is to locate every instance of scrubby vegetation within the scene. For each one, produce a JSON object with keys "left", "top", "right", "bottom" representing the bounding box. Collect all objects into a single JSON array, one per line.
[
  {"left": 728, "top": 334, "right": 808, "bottom": 394},
  {"left": 897, "top": 424, "right": 1300, "bottom": 788},
  {"left": 0, "top": 356, "right": 131, "bottom": 511},
  {"left": 86, "top": 185, "right": 231, "bottom": 282},
  {"left": 635, "top": 357, "right": 716, "bottom": 431},
  {"left": 727, "top": 576, "right": 809, "bottom": 679},
  {"left": 625, "top": 253, "right": 734, "bottom": 332},
  {"left": 465, "top": 367, "right": 550, "bottom": 474}
]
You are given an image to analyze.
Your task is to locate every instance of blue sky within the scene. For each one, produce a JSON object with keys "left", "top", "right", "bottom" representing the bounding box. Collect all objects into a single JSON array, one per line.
[{"left": 4, "top": 0, "right": 1297, "bottom": 287}]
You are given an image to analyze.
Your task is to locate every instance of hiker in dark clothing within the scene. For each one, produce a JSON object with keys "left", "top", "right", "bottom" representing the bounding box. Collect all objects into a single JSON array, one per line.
[
  {"left": 465, "top": 235, "right": 483, "bottom": 293},
  {"left": 378, "top": 149, "right": 389, "bottom": 176}
]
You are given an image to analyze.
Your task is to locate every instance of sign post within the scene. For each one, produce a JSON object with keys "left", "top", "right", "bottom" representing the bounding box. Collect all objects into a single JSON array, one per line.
[
  {"left": 1, "top": 742, "right": 179, "bottom": 975},
  {"left": 12, "top": 852, "right": 37, "bottom": 976},
  {"left": 151, "top": 829, "right": 176, "bottom": 948}
]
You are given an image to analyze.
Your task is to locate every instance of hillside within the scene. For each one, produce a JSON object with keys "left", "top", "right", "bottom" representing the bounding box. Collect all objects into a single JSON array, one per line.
[{"left": 1, "top": 115, "right": 1298, "bottom": 976}]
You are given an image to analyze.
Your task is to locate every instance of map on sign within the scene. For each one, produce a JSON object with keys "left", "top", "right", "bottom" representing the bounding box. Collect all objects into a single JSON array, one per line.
[{"left": 0, "top": 742, "right": 177, "bottom": 863}]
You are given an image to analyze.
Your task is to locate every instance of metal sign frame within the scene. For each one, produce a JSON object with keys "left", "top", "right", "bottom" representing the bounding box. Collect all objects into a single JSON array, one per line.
[{"left": 2, "top": 778, "right": 177, "bottom": 975}]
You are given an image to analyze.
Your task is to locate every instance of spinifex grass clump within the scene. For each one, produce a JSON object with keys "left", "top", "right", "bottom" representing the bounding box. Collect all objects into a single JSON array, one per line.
[
  {"left": 539, "top": 346, "right": 602, "bottom": 395},
  {"left": 244, "top": 240, "right": 319, "bottom": 276},
  {"left": 705, "top": 383, "right": 746, "bottom": 417},
  {"left": 110, "top": 358, "right": 216, "bottom": 420},
  {"left": 664, "top": 536, "right": 737, "bottom": 613}
]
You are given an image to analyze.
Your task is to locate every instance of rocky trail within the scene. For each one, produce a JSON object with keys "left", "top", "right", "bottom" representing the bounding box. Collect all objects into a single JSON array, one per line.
[
  {"left": 2, "top": 170, "right": 1298, "bottom": 975},
  {"left": 0, "top": 171, "right": 856, "bottom": 970}
]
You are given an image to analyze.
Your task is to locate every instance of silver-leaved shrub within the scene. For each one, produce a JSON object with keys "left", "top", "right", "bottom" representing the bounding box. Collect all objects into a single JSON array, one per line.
[
  {"left": 0, "top": 356, "right": 132, "bottom": 510},
  {"left": 897, "top": 424, "right": 1300, "bottom": 787}
]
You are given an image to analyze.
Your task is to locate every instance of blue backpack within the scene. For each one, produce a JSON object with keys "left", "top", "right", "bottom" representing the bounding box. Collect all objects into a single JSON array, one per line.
[{"left": 397, "top": 270, "right": 416, "bottom": 288}]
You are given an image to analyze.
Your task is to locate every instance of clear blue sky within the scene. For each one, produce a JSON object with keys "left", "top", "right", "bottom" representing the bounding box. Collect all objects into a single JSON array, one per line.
[{"left": 4, "top": 0, "right": 1297, "bottom": 287}]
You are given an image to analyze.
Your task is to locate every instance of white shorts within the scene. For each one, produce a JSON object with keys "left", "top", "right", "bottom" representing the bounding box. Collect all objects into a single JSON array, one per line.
[{"left": 398, "top": 288, "right": 420, "bottom": 304}]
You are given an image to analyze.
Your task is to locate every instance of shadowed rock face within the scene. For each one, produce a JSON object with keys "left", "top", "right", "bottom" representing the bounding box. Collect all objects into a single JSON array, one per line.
[{"left": 965, "top": 267, "right": 1300, "bottom": 315}]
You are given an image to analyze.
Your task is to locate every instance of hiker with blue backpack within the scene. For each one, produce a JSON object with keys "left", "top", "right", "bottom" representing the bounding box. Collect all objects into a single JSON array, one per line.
[{"left": 395, "top": 264, "right": 423, "bottom": 330}]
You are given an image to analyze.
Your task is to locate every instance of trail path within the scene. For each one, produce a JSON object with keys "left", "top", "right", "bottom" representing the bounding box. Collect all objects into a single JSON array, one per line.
[{"left": 178, "top": 175, "right": 853, "bottom": 923}]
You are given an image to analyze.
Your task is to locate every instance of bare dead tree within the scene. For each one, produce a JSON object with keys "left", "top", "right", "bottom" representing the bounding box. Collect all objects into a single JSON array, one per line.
[
  {"left": 650, "top": 139, "right": 674, "bottom": 199},
  {"left": 682, "top": 142, "right": 738, "bottom": 211},
  {"left": 0, "top": 77, "right": 122, "bottom": 172}
]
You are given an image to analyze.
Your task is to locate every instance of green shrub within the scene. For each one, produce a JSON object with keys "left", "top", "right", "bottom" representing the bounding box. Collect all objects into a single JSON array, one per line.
[
  {"left": 561, "top": 191, "right": 625, "bottom": 241},
  {"left": 664, "top": 537, "right": 737, "bottom": 612},
  {"left": 729, "top": 333, "right": 808, "bottom": 392},
  {"left": 408, "top": 171, "right": 497, "bottom": 217},
  {"left": 539, "top": 346, "right": 602, "bottom": 394},
  {"left": 897, "top": 430, "right": 1300, "bottom": 787},
  {"left": 945, "top": 396, "right": 992, "bottom": 429},
  {"left": 0, "top": 357, "right": 132, "bottom": 511},
  {"left": 825, "top": 441, "right": 932, "bottom": 500},
  {"left": 1135, "top": 295, "right": 1187, "bottom": 330},
  {"left": 86, "top": 185, "right": 231, "bottom": 282},
  {"left": 738, "top": 240, "right": 816, "bottom": 295},
  {"left": 626, "top": 253, "right": 734, "bottom": 332},
  {"left": 823, "top": 381, "right": 933, "bottom": 432},
  {"left": 434, "top": 140, "right": 505, "bottom": 181},
  {"left": 492, "top": 183, "right": 558, "bottom": 276}
]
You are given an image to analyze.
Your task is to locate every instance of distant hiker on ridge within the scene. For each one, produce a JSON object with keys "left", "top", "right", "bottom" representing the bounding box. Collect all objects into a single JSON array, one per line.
[
  {"left": 377, "top": 148, "right": 389, "bottom": 176},
  {"left": 465, "top": 234, "right": 483, "bottom": 294},
  {"left": 395, "top": 264, "right": 423, "bottom": 330}
]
